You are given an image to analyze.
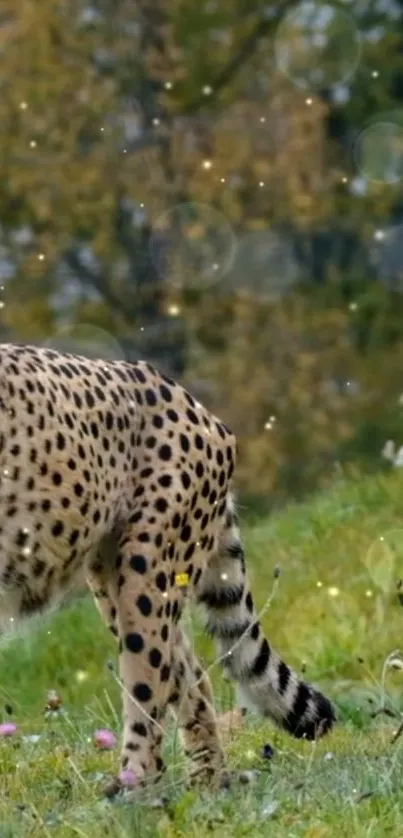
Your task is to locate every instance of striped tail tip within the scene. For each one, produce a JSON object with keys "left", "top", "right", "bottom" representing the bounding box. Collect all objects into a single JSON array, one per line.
[{"left": 282, "top": 684, "right": 335, "bottom": 741}]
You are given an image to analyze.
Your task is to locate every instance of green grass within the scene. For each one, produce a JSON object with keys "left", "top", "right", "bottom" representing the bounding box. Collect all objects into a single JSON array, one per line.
[{"left": 2, "top": 470, "right": 403, "bottom": 836}]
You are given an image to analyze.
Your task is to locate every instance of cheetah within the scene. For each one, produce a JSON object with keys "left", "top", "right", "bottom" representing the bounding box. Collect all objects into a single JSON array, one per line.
[{"left": 0, "top": 343, "right": 334, "bottom": 788}]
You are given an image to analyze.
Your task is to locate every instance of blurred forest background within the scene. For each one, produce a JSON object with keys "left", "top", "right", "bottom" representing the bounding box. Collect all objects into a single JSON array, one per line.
[{"left": 1, "top": 0, "right": 403, "bottom": 506}]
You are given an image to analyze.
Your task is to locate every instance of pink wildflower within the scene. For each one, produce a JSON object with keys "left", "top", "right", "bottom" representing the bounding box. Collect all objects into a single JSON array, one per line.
[
  {"left": 119, "top": 768, "right": 137, "bottom": 788},
  {"left": 94, "top": 728, "right": 117, "bottom": 750},
  {"left": 0, "top": 722, "right": 17, "bottom": 737}
]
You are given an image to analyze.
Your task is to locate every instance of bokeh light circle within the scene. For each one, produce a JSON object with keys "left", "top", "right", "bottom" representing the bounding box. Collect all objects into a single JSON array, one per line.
[
  {"left": 275, "top": 2, "right": 361, "bottom": 90},
  {"left": 364, "top": 529, "right": 403, "bottom": 595},
  {"left": 149, "top": 202, "right": 237, "bottom": 289},
  {"left": 226, "top": 231, "right": 300, "bottom": 301},
  {"left": 353, "top": 116, "right": 403, "bottom": 184}
]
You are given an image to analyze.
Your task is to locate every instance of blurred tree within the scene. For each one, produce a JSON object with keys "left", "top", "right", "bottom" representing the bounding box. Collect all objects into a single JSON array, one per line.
[
  {"left": 182, "top": 291, "right": 360, "bottom": 498},
  {"left": 0, "top": 0, "right": 287, "bottom": 360}
]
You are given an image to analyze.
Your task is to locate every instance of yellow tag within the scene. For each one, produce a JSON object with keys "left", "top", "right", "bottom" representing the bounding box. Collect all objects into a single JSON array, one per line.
[{"left": 175, "top": 572, "right": 189, "bottom": 587}]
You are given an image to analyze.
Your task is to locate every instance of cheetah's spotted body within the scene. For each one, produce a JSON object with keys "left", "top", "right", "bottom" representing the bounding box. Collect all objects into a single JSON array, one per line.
[{"left": 0, "top": 343, "right": 334, "bottom": 785}]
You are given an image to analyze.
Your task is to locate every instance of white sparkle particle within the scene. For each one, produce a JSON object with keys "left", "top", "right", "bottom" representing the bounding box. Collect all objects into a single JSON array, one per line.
[
  {"left": 2, "top": 469, "right": 9, "bottom": 477},
  {"left": 202, "top": 85, "right": 212, "bottom": 96},
  {"left": 10, "top": 617, "right": 14, "bottom": 623},
  {"left": 202, "top": 160, "right": 212, "bottom": 170},
  {"left": 365, "top": 590, "right": 373, "bottom": 597},
  {"left": 259, "top": 181, "right": 265, "bottom": 187},
  {"left": 260, "top": 117, "right": 266, "bottom": 123},
  {"left": 264, "top": 421, "right": 273, "bottom": 430},
  {"left": 220, "top": 573, "right": 228, "bottom": 581},
  {"left": 316, "top": 581, "right": 323, "bottom": 588},
  {"left": 212, "top": 263, "right": 219, "bottom": 271},
  {"left": 305, "top": 98, "right": 313, "bottom": 106},
  {"left": 152, "top": 118, "right": 160, "bottom": 126},
  {"left": 349, "top": 302, "right": 358, "bottom": 311},
  {"left": 372, "top": 71, "right": 379, "bottom": 78},
  {"left": 29, "top": 140, "right": 37, "bottom": 148},
  {"left": 220, "top": 177, "right": 226, "bottom": 183},
  {"left": 38, "top": 253, "right": 45, "bottom": 261},
  {"left": 374, "top": 230, "right": 385, "bottom": 241},
  {"left": 328, "top": 586, "right": 339, "bottom": 597},
  {"left": 162, "top": 592, "right": 168, "bottom": 599},
  {"left": 164, "top": 81, "right": 173, "bottom": 90},
  {"left": 100, "top": 127, "right": 104, "bottom": 133},
  {"left": 380, "top": 536, "right": 384, "bottom": 542},
  {"left": 20, "top": 101, "right": 28, "bottom": 110},
  {"left": 168, "top": 304, "right": 180, "bottom": 316},
  {"left": 342, "top": 176, "right": 348, "bottom": 184},
  {"left": 22, "top": 547, "right": 32, "bottom": 558},
  {"left": 0, "top": 302, "right": 4, "bottom": 310}
]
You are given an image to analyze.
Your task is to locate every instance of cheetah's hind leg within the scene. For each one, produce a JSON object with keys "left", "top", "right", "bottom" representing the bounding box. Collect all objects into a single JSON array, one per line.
[{"left": 168, "top": 626, "right": 227, "bottom": 788}]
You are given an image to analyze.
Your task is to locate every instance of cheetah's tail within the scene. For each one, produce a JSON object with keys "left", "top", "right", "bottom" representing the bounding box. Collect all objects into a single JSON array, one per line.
[{"left": 197, "top": 496, "right": 335, "bottom": 740}]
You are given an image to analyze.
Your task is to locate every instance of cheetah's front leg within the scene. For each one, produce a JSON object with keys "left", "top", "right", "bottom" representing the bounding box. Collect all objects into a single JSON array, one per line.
[
  {"left": 87, "top": 554, "right": 165, "bottom": 784},
  {"left": 110, "top": 523, "right": 175, "bottom": 785}
]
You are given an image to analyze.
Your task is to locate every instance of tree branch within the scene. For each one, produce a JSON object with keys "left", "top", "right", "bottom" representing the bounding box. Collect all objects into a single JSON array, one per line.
[
  {"left": 183, "top": 6, "right": 289, "bottom": 116},
  {"left": 64, "top": 248, "right": 133, "bottom": 323}
]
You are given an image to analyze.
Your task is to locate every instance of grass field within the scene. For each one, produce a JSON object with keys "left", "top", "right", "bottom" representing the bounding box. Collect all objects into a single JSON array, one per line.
[{"left": 2, "top": 470, "right": 403, "bottom": 836}]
